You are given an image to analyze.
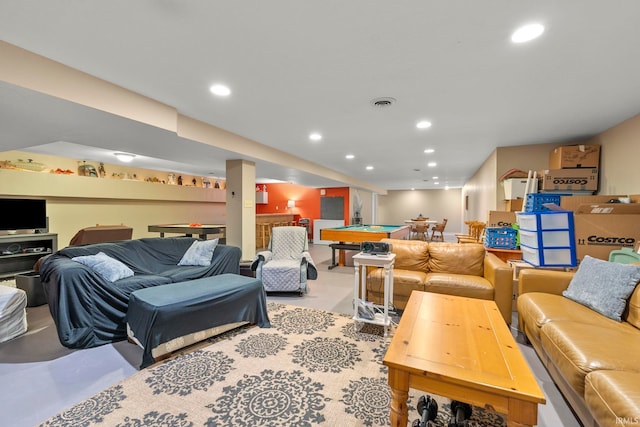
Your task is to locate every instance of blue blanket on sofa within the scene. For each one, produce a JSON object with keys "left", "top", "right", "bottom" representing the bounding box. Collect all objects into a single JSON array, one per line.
[{"left": 39, "top": 237, "right": 242, "bottom": 349}]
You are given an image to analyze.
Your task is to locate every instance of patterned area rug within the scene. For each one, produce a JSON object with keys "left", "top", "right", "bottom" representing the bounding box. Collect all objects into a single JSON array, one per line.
[{"left": 41, "top": 303, "right": 506, "bottom": 426}]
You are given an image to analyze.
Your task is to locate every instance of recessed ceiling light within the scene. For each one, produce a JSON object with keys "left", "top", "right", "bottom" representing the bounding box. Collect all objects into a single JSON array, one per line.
[
  {"left": 309, "top": 133, "right": 322, "bottom": 141},
  {"left": 209, "top": 84, "right": 231, "bottom": 96},
  {"left": 434, "top": 181, "right": 440, "bottom": 185},
  {"left": 411, "top": 188, "right": 415, "bottom": 191},
  {"left": 366, "top": 165, "right": 374, "bottom": 170},
  {"left": 445, "top": 186, "right": 450, "bottom": 190},
  {"left": 114, "top": 152, "right": 135, "bottom": 162},
  {"left": 424, "top": 148, "right": 435, "bottom": 154},
  {"left": 427, "top": 162, "right": 437, "bottom": 167},
  {"left": 345, "top": 154, "right": 355, "bottom": 159},
  {"left": 511, "top": 23, "right": 544, "bottom": 43},
  {"left": 432, "top": 176, "right": 439, "bottom": 179},
  {"left": 416, "top": 120, "right": 432, "bottom": 129}
]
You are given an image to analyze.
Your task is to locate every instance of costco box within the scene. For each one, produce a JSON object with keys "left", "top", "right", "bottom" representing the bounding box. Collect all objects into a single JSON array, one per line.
[
  {"left": 487, "top": 211, "right": 517, "bottom": 227},
  {"left": 549, "top": 144, "right": 600, "bottom": 169},
  {"left": 573, "top": 203, "right": 640, "bottom": 261},
  {"left": 503, "top": 178, "right": 537, "bottom": 199},
  {"left": 540, "top": 168, "right": 598, "bottom": 192}
]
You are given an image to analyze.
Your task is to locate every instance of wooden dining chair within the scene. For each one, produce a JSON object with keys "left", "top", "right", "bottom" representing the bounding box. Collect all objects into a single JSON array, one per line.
[
  {"left": 457, "top": 221, "right": 486, "bottom": 244},
  {"left": 411, "top": 222, "right": 429, "bottom": 241},
  {"left": 429, "top": 218, "right": 448, "bottom": 241}
]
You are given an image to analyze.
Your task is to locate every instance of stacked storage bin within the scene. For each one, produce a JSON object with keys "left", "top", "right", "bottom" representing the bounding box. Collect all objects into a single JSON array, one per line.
[
  {"left": 516, "top": 210, "right": 577, "bottom": 267},
  {"left": 484, "top": 227, "right": 518, "bottom": 250}
]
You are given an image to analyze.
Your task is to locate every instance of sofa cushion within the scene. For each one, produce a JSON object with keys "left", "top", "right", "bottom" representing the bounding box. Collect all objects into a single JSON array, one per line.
[
  {"left": 427, "top": 242, "right": 484, "bottom": 276},
  {"left": 562, "top": 255, "right": 640, "bottom": 321},
  {"left": 425, "top": 273, "right": 493, "bottom": 300},
  {"left": 540, "top": 321, "right": 640, "bottom": 395},
  {"left": 112, "top": 274, "right": 173, "bottom": 293},
  {"left": 382, "top": 238, "right": 429, "bottom": 271},
  {"left": 518, "top": 293, "right": 618, "bottom": 343},
  {"left": 585, "top": 370, "right": 640, "bottom": 427},
  {"left": 368, "top": 268, "right": 427, "bottom": 310}
]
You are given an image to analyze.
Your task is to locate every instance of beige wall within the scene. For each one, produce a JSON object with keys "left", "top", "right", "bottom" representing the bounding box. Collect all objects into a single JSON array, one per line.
[
  {"left": 589, "top": 114, "right": 640, "bottom": 194},
  {"left": 377, "top": 188, "right": 462, "bottom": 233},
  {"left": 460, "top": 151, "right": 497, "bottom": 231},
  {"left": 46, "top": 199, "right": 225, "bottom": 248}
]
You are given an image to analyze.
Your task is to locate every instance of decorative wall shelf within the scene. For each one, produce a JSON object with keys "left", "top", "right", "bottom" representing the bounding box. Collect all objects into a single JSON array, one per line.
[{"left": 0, "top": 169, "right": 226, "bottom": 203}]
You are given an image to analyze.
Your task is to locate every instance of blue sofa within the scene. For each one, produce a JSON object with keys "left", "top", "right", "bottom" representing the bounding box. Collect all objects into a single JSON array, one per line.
[{"left": 39, "top": 237, "right": 242, "bottom": 349}]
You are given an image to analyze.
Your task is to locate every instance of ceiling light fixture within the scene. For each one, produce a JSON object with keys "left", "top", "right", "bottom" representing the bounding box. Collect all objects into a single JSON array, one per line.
[
  {"left": 366, "top": 165, "right": 374, "bottom": 170},
  {"left": 309, "top": 133, "right": 322, "bottom": 141},
  {"left": 209, "top": 84, "right": 231, "bottom": 96},
  {"left": 427, "top": 162, "right": 437, "bottom": 167},
  {"left": 114, "top": 152, "right": 136, "bottom": 162},
  {"left": 424, "top": 148, "right": 435, "bottom": 154},
  {"left": 511, "top": 23, "right": 544, "bottom": 43},
  {"left": 416, "top": 120, "right": 432, "bottom": 129},
  {"left": 345, "top": 154, "right": 355, "bottom": 159}
]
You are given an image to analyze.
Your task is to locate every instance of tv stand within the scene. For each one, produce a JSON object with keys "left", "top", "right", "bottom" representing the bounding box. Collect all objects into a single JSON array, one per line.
[{"left": 0, "top": 233, "right": 58, "bottom": 279}]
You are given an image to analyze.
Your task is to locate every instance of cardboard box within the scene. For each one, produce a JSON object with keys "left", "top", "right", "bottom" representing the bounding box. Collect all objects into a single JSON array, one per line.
[
  {"left": 487, "top": 210, "right": 517, "bottom": 227},
  {"left": 503, "top": 178, "right": 537, "bottom": 199},
  {"left": 559, "top": 194, "right": 625, "bottom": 212},
  {"left": 505, "top": 199, "right": 524, "bottom": 212},
  {"left": 540, "top": 168, "right": 598, "bottom": 192},
  {"left": 573, "top": 203, "right": 640, "bottom": 261},
  {"left": 549, "top": 144, "right": 600, "bottom": 169}
]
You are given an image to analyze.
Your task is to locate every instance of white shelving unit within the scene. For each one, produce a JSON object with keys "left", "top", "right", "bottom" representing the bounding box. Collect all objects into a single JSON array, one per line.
[{"left": 352, "top": 252, "right": 396, "bottom": 337}]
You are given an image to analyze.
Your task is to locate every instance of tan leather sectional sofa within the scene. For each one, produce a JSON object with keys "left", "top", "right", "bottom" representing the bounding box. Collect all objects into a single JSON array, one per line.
[
  {"left": 518, "top": 268, "right": 640, "bottom": 427},
  {"left": 366, "top": 239, "right": 513, "bottom": 324}
]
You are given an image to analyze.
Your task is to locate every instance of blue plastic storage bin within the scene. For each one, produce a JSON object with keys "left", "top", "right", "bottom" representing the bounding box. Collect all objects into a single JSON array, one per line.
[
  {"left": 524, "top": 193, "right": 571, "bottom": 212},
  {"left": 484, "top": 227, "right": 518, "bottom": 249}
]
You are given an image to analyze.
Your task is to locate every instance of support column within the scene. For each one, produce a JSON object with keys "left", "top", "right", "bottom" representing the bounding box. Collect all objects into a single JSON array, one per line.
[{"left": 225, "top": 159, "right": 256, "bottom": 261}]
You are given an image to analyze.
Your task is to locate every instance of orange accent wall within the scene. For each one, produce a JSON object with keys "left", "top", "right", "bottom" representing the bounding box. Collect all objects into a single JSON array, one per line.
[{"left": 256, "top": 183, "right": 351, "bottom": 233}]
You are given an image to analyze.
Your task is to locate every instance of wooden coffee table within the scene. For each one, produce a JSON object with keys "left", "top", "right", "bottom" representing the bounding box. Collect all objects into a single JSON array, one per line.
[{"left": 383, "top": 291, "right": 545, "bottom": 426}]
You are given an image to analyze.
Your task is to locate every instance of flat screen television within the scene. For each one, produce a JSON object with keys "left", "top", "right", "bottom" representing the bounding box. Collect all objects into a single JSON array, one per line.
[{"left": 0, "top": 198, "right": 47, "bottom": 231}]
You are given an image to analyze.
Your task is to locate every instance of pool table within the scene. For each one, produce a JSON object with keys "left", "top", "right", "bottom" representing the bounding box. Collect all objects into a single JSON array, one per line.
[{"left": 320, "top": 224, "right": 409, "bottom": 267}]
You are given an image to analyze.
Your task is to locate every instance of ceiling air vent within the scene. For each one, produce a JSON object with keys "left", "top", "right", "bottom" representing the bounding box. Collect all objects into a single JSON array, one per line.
[{"left": 370, "top": 97, "right": 396, "bottom": 108}]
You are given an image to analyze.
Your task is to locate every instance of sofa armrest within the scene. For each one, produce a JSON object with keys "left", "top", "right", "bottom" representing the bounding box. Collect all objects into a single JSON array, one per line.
[
  {"left": 483, "top": 252, "right": 513, "bottom": 325},
  {"left": 518, "top": 269, "right": 574, "bottom": 296}
]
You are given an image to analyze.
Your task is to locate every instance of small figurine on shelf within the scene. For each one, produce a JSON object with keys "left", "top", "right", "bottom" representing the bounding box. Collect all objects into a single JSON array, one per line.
[
  {"left": 177, "top": 175, "right": 183, "bottom": 185},
  {"left": 214, "top": 180, "right": 220, "bottom": 189},
  {"left": 98, "top": 162, "right": 106, "bottom": 178},
  {"left": 78, "top": 161, "right": 98, "bottom": 177}
]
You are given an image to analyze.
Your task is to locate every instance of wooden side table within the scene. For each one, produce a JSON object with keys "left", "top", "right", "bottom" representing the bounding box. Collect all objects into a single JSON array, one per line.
[{"left": 485, "top": 246, "right": 522, "bottom": 263}]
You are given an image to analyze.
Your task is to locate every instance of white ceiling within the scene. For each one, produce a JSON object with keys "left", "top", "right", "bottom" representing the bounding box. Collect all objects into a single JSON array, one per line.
[{"left": 1, "top": 1, "right": 640, "bottom": 191}]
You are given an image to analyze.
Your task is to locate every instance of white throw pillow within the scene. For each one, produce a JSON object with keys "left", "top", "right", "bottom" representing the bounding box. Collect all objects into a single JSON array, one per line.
[
  {"left": 178, "top": 239, "right": 219, "bottom": 266},
  {"left": 72, "top": 252, "right": 134, "bottom": 282}
]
